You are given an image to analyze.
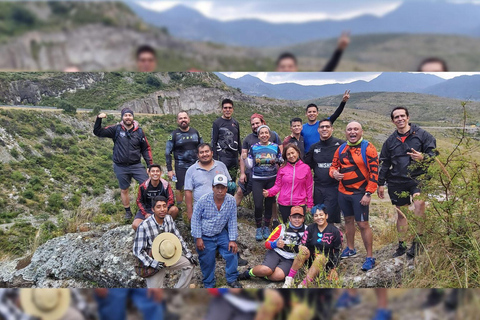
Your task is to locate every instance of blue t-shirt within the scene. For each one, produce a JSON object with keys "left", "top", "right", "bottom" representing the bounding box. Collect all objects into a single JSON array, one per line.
[
  {"left": 302, "top": 121, "right": 320, "bottom": 152},
  {"left": 247, "top": 142, "right": 282, "bottom": 179}
]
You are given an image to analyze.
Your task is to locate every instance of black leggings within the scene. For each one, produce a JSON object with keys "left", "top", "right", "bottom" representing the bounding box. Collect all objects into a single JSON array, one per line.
[{"left": 252, "top": 177, "right": 276, "bottom": 228}]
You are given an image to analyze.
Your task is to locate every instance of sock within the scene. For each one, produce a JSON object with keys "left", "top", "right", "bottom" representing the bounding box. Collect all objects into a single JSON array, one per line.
[
  {"left": 125, "top": 207, "right": 131, "bottom": 213},
  {"left": 301, "top": 276, "right": 313, "bottom": 286},
  {"left": 288, "top": 269, "right": 297, "bottom": 278},
  {"left": 248, "top": 269, "right": 256, "bottom": 278}
]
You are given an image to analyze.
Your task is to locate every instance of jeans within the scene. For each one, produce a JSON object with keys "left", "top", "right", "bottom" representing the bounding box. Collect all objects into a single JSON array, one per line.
[
  {"left": 197, "top": 229, "right": 238, "bottom": 288},
  {"left": 96, "top": 289, "right": 164, "bottom": 320}
]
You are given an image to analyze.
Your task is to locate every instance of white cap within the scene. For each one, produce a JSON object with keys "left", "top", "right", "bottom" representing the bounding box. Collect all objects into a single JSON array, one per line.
[{"left": 213, "top": 174, "right": 228, "bottom": 187}]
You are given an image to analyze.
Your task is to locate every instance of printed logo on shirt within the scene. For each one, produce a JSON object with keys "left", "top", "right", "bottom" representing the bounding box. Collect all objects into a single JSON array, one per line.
[
  {"left": 317, "top": 163, "right": 331, "bottom": 168},
  {"left": 314, "top": 148, "right": 321, "bottom": 153},
  {"left": 120, "top": 131, "right": 126, "bottom": 138}
]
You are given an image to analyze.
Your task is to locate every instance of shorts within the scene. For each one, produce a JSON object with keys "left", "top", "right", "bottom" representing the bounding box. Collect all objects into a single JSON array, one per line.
[
  {"left": 313, "top": 184, "right": 341, "bottom": 224},
  {"left": 338, "top": 192, "right": 369, "bottom": 222},
  {"left": 262, "top": 250, "right": 293, "bottom": 277},
  {"left": 113, "top": 163, "right": 149, "bottom": 190},
  {"left": 387, "top": 180, "right": 421, "bottom": 207},
  {"left": 238, "top": 172, "right": 253, "bottom": 196},
  {"left": 174, "top": 166, "right": 188, "bottom": 191}
]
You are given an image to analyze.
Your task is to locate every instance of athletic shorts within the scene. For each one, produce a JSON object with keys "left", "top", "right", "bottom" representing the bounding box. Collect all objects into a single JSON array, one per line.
[
  {"left": 338, "top": 192, "right": 369, "bottom": 222},
  {"left": 262, "top": 250, "right": 293, "bottom": 277},
  {"left": 238, "top": 172, "right": 253, "bottom": 196},
  {"left": 174, "top": 165, "right": 188, "bottom": 191},
  {"left": 387, "top": 180, "right": 421, "bottom": 207},
  {"left": 113, "top": 163, "right": 149, "bottom": 190},
  {"left": 313, "top": 184, "right": 341, "bottom": 224}
]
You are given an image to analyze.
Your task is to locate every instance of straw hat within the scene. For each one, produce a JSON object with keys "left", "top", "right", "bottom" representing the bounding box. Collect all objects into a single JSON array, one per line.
[
  {"left": 151, "top": 232, "right": 182, "bottom": 266},
  {"left": 20, "top": 289, "right": 71, "bottom": 320}
]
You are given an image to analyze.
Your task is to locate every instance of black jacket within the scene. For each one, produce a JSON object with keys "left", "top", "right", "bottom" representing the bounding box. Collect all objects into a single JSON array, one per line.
[
  {"left": 378, "top": 123, "right": 436, "bottom": 185},
  {"left": 304, "top": 136, "right": 345, "bottom": 187},
  {"left": 93, "top": 117, "right": 153, "bottom": 166}
]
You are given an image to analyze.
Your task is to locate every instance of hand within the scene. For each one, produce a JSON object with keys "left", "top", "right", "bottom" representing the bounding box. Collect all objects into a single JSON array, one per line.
[
  {"left": 377, "top": 186, "right": 385, "bottom": 199},
  {"left": 94, "top": 288, "right": 109, "bottom": 298},
  {"left": 262, "top": 189, "right": 269, "bottom": 197},
  {"left": 157, "top": 261, "right": 166, "bottom": 269},
  {"left": 187, "top": 255, "right": 199, "bottom": 266},
  {"left": 167, "top": 171, "right": 175, "bottom": 180},
  {"left": 332, "top": 170, "right": 344, "bottom": 181},
  {"left": 276, "top": 239, "right": 285, "bottom": 248},
  {"left": 196, "top": 238, "right": 205, "bottom": 251},
  {"left": 407, "top": 148, "right": 424, "bottom": 162},
  {"left": 228, "top": 241, "right": 238, "bottom": 254},
  {"left": 97, "top": 113, "right": 107, "bottom": 118},
  {"left": 342, "top": 90, "right": 350, "bottom": 102},
  {"left": 360, "top": 195, "right": 371, "bottom": 206},
  {"left": 337, "top": 31, "right": 350, "bottom": 50},
  {"left": 147, "top": 289, "right": 164, "bottom": 302},
  {"left": 239, "top": 173, "right": 246, "bottom": 184}
]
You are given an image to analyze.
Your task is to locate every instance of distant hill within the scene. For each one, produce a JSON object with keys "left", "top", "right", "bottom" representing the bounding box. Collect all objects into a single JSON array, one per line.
[{"left": 129, "top": 1, "right": 480, "bottom": 47}]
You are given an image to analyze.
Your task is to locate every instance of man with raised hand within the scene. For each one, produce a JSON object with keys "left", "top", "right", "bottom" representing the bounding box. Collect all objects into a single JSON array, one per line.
[
  {"left": 377, "top": 107, "right": 437, "bottom": 259},
  {"left": 165, "top": 111, "right": 203, "bottom": 206},
  {"left": 94, "top": 108, "right": 153, "bottom": 220},
  {"left": 329, "top": 121, "right": 379, "bottom": 271}
]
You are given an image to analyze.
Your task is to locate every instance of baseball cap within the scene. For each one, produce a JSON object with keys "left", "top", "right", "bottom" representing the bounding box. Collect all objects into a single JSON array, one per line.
[
  {"left": 290, "top": 206, "right": 304, "bottom": 216},
  {"left": 213, "top": 174, "right": 228, "bottom": 187}
]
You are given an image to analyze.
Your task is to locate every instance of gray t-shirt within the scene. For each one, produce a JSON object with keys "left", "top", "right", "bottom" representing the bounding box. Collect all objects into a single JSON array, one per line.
[{"left": 184, "top": 160, "right": 232, "bottom": 203}]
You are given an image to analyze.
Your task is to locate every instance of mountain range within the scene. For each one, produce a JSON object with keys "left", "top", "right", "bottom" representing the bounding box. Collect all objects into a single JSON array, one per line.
[
  {"left": 128, "top": 2, "right": 480, "bottom": 47},
  {"left": 215, "top": 72, "right": 480, "bottom": 101}
]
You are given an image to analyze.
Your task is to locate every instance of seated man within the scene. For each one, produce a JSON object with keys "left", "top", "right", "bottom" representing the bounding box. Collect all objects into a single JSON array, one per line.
[
  {"left": 133, "top": 196, "right": 197, "bottom": 288},
  {"left": 133, "top": 164, "right": 179, "bottom": 230},
  {"left": 237, "top": 206, "right": 307, "bottom": 282}
]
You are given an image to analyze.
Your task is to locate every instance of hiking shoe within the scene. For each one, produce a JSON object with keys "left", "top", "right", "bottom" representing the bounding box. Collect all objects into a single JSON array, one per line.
[
  {"left": 406, "top": 241, "right": 420, "bottom": 259},
  {"left": 262, "top": 226, "right": 270, "bottom": 239},
  {"left": 422, "top": 289, "right": 444, "bottom": 308},
  {"left": 282, "top": 276, "right": 294, "bottom": 288},
  {"left": 124, "top": 211, "right": 133, "bottom": 220},
  {"left": 392, "top": 242, "right": 407, "bottom": 258},
  {"left": 256, "top": 228, "right": 263, "bottom": 241},
  {"left": 237, "top": 269, "right": 251, "bottom": 281},
  {"left": 371, "top": 309, "right": 392, "bottom": 320},
  {"left": 340, "top": 247, "right": 357, "bottom": 259},
  {"left": 228, "top": 281, "right": 243, "bottom": 288},
  {"left": 361, "top": 257, "right": 376, "bottom": 271},
  {"left": 335, "top": 291, "right": 361, "bottom": 310},
  {"left": 238, "top": 255, "right": 248, "bottom": 267}
]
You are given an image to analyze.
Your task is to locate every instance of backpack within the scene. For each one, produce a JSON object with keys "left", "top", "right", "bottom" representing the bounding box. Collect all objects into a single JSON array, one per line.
[
  {"left": 114, "top": 124, "right": 143, "bottom": 142},
  {"left": 338, "top": 139, "right": 369, "bottom": 167}
]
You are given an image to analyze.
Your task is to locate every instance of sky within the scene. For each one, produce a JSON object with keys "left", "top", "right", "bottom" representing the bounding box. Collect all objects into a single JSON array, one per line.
[
  {"left": 134, "top": 0, "right": 480, "bottom": 23},
  {"left": 219, "top": 72, "right": 480, "bottom": 86}
]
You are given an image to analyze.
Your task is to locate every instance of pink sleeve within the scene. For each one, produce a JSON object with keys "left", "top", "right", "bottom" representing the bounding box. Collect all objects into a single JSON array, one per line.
[{"left": 305, "top": 165, "right": 314, "bottom": 208}]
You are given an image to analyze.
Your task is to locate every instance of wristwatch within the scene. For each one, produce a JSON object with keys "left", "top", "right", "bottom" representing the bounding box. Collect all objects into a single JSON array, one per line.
[{"left": 365, "top": 192, "right": 372, "bottom": 197}]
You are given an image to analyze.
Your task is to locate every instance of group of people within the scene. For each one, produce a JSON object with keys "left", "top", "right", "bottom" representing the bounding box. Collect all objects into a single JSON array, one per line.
[{"left": 93, "top": 91, "right": 437, "bottom": 293}]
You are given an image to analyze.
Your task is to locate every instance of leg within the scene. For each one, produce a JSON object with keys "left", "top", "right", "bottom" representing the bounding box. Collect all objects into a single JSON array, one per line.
[
  {"left": 131, "top": 289, "right": 165, "bottom": 320},
  {"left": 235, "top": 187, "right": 244, "bottom": 207},
  {"left": 324, "top": 187, "right": 341, "bottom": 224},
  {"left": 95, "top": 288, "right": 128, "bottom": 320},
  {"left": 174, "top": 166, "right": 187, "bottom": 205},
  {"left": 197, "top": 237, "right": 217, "bottom": 288},
  {"left": 255, "top": 289, "right": 284, "bottom": 320},
  {"left": 168, "top": 205, "right": 180, "bottom": 220},
  {"left": 263, "top": 178, "right": 276, "bottom": 227},
  {"left": 252, "top": 265, "right": 274, "bottom": 278},
  {"left": 120, "top": 188, "right": 130, "bottom": 208},
  {"left": 357, "top": 221, "right": 373, "bottom": 257},
  {"left": 344, "top": 216, "right": 356, "bottom": 250},
  {"left": 278, "top": 205, "right": 292, "bottom": 224},
  {"left": 268, "top": 268, "right": 286, "bottom": 281},
  {"left": 60, "top": 307, "right": 85, "bottom": 320},
  {"left": 303, "top": 254, "right": 327, "bottom": 284},
  {"left": 413, "top": 196, "right": 425, "bottom": 236},
  {"left": 132, "top": 211, "right": 146, "bottom": 231},
  {"left": 290, "top": 246, "right": 310, "bottom": 274},
  {"left": 375, "top": 288, "right": 388, "bottom": 309},
  {"left": 145, "top": 268, "right": 167, "bottom": 288},
  {"left": 251, "top": 179, "right": 265, "bottom": 228},
  {"left": 218, "top": 230, "right": 239, "bottom": 284},
  {"left": 166, "top": 256, "right": 195, "bottom": 288},
  {"left": 338, "top": 193, "right": 356, "bottom": 250},
  {"left": 205, "top": 296, "right": 239, "bottom": 320},
  {"left": 395, "top": 205, "right": 408, "bottom": 241}
]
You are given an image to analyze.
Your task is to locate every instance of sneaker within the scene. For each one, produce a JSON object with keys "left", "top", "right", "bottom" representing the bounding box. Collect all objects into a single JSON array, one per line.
[
  {"left": 361, "top": 257, "right": 376, "bottom": 271},
  {"left": 262, "top": 226, "right": 270, "bottom": 239},
  {"left": 256, "top": 228, "right": 263, "bottom": 241},
  {"left": 407, "top": 241, "right": 420, "bottom": 259},
  {"left": 237, "top": 269, "right": 251, "bottom": 281},
  {"left": 238, "top": 255, "right": 248, "bottom": 267},
  {"left": 282, "top": 276, "right": 294, "bottom": 288},
  {"left": 392, "top": 242, "right": 407, "bottom": 258},
  {"left": 335, "top": 291, "right": 361, "bottom": 310},
  {"left": 371, "top": 309, "right": 392, "bottom": 320},
  {"left": 124, "top": 211, "right": 132, "bottom": 220},
  {"left": 340, "top": 247, "right": 357, "bottom": 259},
  {"left": 422, "top": 289, "right": 444, "bottom": 308},
  {"left": 228, "top": 281, "right": 243, "bottom": 288}
]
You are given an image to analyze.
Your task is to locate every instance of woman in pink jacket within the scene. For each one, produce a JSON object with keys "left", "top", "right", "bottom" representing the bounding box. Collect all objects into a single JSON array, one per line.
[{"left": 263, "top": 143, "right": 313, "bottom": 223}]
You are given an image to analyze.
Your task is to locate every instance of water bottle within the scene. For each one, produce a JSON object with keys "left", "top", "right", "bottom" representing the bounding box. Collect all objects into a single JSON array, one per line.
[{"left": 172, "top": 175, "right": 178, "bottom": 182}]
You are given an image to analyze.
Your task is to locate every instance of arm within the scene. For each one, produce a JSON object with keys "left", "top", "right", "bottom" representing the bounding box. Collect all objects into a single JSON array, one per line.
[
  {"left": 306, "top": 166, "right": 314, "bottom": 208},
  {"left": 166, "top": 183, "right": 175, "bottom": 208},
  {"left": 227, "top": 197, "right": 238, "bottom": 241},
  {"left": 303, "top": 145, "right": 314, "bottom": 167},
  {"left": 133, "top": 225, "right": 162, "bottom": 269},
  {"left": 141, "top": 131, "right": 153, "bottom": 165},
  {"left": 239, "top": 148, "right": 248, "bottom": 182},
  {"left": 264, "top": 225, "right": 282, "bottom": 250},
  {"left": 377, "top": 141, "right": 391, "bottom": 186},
  {"left": 245, "top": 148, "right": 254, "bottom": 169},
  {"left": 327, "top": 90, "right": 349, "bottom": 124},
  {"left": 329, "top": 149, "right": 341, "bottom": 178},
  {"left": 93, "top": 116, "right": 116, "bottom": 138},
  {"left": 211, "top": 122, "right": 219, "bottom": 160},
  {"left": 191, "top": 199, "right": 203, "bottom": 239},
  {"left": 422, "top": 131, "right": 438, "bottom": 160},
  {"left": 136, "top": 184, "right": 150, "bottom": 217},
  {"left": 366, "top": 143, "right": 379, "bottom": 194},
  {"left": 321, "top": 31, "right": 349, "bottom": 72},
  {"left": 266, "top": 168, "right": 283, "bottom": 197},
  {"left": 185, "top": 190, "right": 194, "bottom": 220},
  {"left": 165, "top": 133, "right": 174, "bottom": 172}
]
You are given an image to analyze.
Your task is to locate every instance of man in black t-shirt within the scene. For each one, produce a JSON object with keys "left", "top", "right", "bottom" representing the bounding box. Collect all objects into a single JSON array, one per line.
[
  {"left": 211, "top": 99, "right": 241, "bottom": 181},
  {"left": 165, "top": 111, "right": 203, "bottom": 205}
]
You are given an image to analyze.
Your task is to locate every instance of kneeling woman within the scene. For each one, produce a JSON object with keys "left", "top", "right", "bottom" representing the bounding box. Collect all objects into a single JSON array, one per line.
[
  {"left": 238, "top": 206, "right": 307, "bottom": 282},
  {"left": 283, "top": 204, "right": 343, "bottom": 288}
]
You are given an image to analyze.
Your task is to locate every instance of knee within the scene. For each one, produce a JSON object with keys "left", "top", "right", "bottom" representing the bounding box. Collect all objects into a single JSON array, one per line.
[
  {"left": 132, "top": 219, "right": 141, "bottom": 231},
  {"left": 313, "top": 254, "right": 327, "bottom": 267},
  {"left": 357, "top": 221, "right": 370, "bottom": 230},
  {"left": 264, "top": 289, "right": 284, "bottom": 313},
  {"left": 345, "top": 216, "right": 355, "bottom": 224},
  {"left": 298, "top": 246, "right": 310, "bottom": 259},
  {"left": 259, "top": 266, "right": 274, "bottom": 276},
  {"left": 121, "top": 189, "right": 129, "bottom": 195}
]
